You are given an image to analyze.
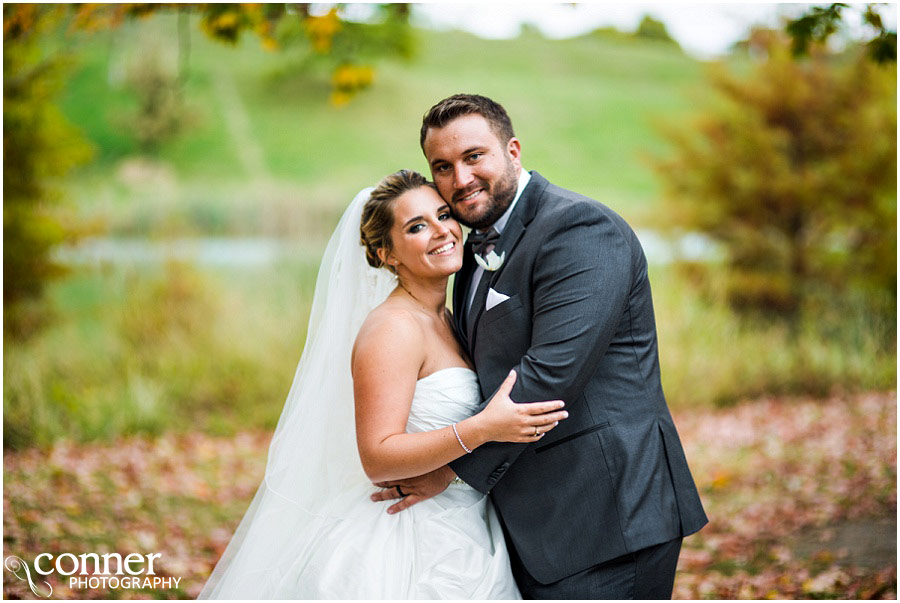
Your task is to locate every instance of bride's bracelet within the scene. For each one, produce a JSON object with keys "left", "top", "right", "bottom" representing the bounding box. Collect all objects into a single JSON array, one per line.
[{"left": 452, "top": 423, "right": 473, "bottom": 454}]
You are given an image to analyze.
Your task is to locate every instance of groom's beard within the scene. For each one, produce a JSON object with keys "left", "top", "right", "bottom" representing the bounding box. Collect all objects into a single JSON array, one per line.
[{"left": 450, "top": 161, "right": 519, "bottom": 231}]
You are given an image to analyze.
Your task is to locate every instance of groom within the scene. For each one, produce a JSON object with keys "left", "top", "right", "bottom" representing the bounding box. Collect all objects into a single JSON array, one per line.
[{"left": 375, "top": 94, "right": 707, "bottom": 599}]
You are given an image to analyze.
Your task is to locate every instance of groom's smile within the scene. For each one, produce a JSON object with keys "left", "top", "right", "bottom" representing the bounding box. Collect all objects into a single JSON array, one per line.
[{"left": 454, "top": 184, "right": 486, "bottom": 204}]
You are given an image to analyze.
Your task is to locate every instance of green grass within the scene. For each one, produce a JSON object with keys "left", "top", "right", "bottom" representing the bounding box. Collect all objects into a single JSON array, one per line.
[
  {"left": 651, "top": 266, "right": 896, "bottom": 410},
  {"left": 3, "top": 259, "right": 320, "bottom": 449},
  {"left": 57, "top": 14, "right": 705, "bottom": 228},
  {"left": 4, "top": 258, "right": 895, "bottom": 448}
]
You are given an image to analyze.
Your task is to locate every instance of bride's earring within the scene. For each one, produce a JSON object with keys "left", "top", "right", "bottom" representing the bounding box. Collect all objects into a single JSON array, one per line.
[{"left": 377, "top": 247, "right": 399, "bottom": 269}]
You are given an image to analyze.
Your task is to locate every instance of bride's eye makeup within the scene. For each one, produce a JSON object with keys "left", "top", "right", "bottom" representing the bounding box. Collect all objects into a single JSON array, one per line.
[{"left": 405, "top": 207, "right": 453, "bottom": 234}]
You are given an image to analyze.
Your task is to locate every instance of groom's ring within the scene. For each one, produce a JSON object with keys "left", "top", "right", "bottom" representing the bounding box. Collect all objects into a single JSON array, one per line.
[
  {"left": 533, "top": 426, "right": 541, "bottom": 437},
  {"left": 396, "top": 486, "right": 406, "bottom": 497}
]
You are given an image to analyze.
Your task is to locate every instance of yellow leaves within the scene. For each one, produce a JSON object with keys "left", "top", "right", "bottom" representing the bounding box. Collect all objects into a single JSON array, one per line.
[
  {"left": 200, "top": 9, "right": 241, "bottom": 44},
  {"left": 329, "top": 64, "right": 375, "bottom": 107},
  {"left": 4, "top": 4, "right": 70, "bottom": 42},
  {"left": 332, "top": 64, "right": 374, "bottom": 89},
  {"left": 700, "top": 464, "right": 735, "bottom": 492},
  {"left": 304, "top": 8, "right": 341, "bottom": 54},
  {"left": 198, "top": 5, "right": 279, "bottom": 51},
  {"left": 709, "top": 469, "right": 733, "bottom": 490},
  {"left": 70, "top": 4, "right": 167, "bottom": 33},
  {"left": 3, "top": 4, "right": 39, "bottom": 40},
  {"left": 255, "top": 14, "right": 279, "bottom": 52},
  {"left": 213, "top": 11, "right": 238, "bottom": 29},
  {"left": 329, "top": 90, "right": 352, "bottom": 107},
  {"left": 199, "top": 5, "right": 262, "bottom": 45},
  {"left": 70, "top": 4, "right": 125, "bottom": 33}
]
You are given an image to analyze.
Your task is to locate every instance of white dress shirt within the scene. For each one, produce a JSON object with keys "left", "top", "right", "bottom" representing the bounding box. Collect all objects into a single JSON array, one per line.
[{"left": 466, "top": 169, "right": 532, "bottom": 314}]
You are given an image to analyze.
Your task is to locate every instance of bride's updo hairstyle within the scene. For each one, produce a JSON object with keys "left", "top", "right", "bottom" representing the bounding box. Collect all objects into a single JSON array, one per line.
[{"left": 360, "top": 169, "right": 435, "bottom": 273}]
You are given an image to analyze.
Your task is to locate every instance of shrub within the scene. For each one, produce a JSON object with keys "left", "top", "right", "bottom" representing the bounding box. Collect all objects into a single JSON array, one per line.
[
  {"left": 634, "top": 15, "right": 679, "bottom": 48},
  {"left": 654, "top": 29, "right": 896, "bottom": 317}
]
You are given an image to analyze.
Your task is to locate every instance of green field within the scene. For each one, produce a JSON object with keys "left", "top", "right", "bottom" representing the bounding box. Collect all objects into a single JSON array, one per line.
[
  {"left": 5, "top": 14, "right": 894, "bottom": 449},
  {"left": 60, "top": 15, "right": 706, "bottom": 234}
]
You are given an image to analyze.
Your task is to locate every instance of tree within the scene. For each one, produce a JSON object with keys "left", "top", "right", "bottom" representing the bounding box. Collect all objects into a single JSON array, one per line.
[
  {"left": 654, "top": 29, "right": 896, "bottom": 315},
  {"left": 4, "top": 5, "right": 93, "bottom": 337},
  {"left": 633, "top": 14, "right": 680, "bottom": 48},
  {"left": 785, "top": 3, "right": 896, "bottom": 63}
]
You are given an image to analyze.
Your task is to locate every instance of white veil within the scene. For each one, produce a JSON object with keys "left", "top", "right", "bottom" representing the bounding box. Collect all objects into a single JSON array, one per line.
[{"left": 199, "top": 187, "right": 397, "bottom": 598}]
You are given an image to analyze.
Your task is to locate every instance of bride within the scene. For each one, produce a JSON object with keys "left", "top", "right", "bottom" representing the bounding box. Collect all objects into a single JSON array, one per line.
[{"left": 199, "top": 170, "right": 567, "bottom": 599}]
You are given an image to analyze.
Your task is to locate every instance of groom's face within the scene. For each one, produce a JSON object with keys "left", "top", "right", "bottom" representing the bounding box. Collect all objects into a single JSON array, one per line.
[{"left": 423, "top": 114, "right": 521, "bottom": 230}]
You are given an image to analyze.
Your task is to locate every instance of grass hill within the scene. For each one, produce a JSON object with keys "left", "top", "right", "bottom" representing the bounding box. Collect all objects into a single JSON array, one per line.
[{"left": 59, "top": 16, "right": 708, "bottom": 232}]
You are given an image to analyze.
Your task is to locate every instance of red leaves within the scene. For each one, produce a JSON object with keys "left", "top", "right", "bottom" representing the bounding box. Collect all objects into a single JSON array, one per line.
[
  {"left": 4, "top": 431, "right": 270, "bottom": 599},
  {"left": 3, "top": 392, "right": 895, "bottom": 598},
  {"left": 672, "top": 391, "right": 896, "bottom": 599}
]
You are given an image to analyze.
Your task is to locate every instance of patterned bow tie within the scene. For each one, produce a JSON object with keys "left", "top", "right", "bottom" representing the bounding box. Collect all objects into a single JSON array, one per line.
[{"left": 466, "top": 228, "right": 500, "bottom": 257}]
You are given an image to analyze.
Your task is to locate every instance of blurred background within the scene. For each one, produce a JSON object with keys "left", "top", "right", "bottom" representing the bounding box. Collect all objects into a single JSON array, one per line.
[{"left": 3, "top": 3, "right": 896, "bottom": 599}]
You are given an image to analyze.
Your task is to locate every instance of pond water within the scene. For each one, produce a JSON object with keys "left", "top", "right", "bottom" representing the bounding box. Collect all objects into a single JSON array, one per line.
[{"left": 53, "top": 231, "right": 720, "bottom": 268}]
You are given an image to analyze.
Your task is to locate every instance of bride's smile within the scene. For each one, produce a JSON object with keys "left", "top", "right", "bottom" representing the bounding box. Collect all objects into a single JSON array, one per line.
[{"left": 428, "top": 241, "right": 455, "bottom": 255}]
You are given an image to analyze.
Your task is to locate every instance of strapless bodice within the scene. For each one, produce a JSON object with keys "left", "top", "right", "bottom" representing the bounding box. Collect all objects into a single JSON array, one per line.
[{"left": 406, "top": 367, "right": 481, "bottom": 434}]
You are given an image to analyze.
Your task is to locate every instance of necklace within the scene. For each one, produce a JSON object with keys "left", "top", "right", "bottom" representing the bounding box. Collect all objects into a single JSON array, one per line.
[
  {"left": 399, "top": 283, "right": 451, "bottom": 325},
  {"left": 398, "top": 282, "right": 425, "bottom": 307}
]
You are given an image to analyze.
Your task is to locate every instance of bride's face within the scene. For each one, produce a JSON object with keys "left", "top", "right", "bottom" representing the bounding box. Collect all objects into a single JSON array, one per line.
[{"left": 381, "top": 186, "right": 463, "bottom": 278}]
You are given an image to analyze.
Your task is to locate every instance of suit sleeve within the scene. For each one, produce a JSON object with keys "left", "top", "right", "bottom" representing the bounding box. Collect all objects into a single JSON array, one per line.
[{"left": 450, "top": 207, "right": 634, "bottom": 493}]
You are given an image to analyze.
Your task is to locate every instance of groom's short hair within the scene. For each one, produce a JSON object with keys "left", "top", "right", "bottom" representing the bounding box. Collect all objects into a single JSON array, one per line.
[{"left": 420, "top": 94, "right": 515, "bottom": 149}]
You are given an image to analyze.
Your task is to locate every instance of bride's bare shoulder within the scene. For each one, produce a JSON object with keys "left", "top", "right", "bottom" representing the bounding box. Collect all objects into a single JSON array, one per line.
[{"left": 352, "top": 299, "right": 425, "bottom": 372}]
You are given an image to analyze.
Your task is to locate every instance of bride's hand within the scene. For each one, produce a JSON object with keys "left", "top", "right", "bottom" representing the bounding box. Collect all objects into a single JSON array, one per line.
[{"left": 474, "top": 370, "right": 567, "bottom": 443}]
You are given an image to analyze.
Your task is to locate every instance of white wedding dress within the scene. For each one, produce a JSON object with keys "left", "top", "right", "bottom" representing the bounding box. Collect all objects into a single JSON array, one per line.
[
  {"left": 270, "top": 367, "right": 520, "bottom": 599},
  {"left": 199, "top": 188, "right": 520, "bottom": 599}
]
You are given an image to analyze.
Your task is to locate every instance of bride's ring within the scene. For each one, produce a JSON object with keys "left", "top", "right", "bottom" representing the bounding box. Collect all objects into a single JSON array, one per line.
[
  {"left": 396, "top": 485, "right": 406, "bottom": 497},
  {"left": 533, "top": 427, "right": 541, "bottom": 437}
]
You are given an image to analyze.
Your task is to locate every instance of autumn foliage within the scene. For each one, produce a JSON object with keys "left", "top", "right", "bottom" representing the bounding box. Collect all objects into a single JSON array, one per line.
[
  {"left": 3, "top": 5, "right": 93, "bottom": 337},
  {"left": 3, "top": 391, "right": 895, "bottom": 598},
  {"left": 655, "top": 29, "right": 896, "bottom": 315}
]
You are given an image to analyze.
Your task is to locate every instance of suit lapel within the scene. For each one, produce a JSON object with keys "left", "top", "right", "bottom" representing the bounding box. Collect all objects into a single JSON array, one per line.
[
  {"left": 466, "top": 171, "right": 548, "bottom": 350},
  {"left": 452, "top": 238, "right": 476, "bottom": 350}
]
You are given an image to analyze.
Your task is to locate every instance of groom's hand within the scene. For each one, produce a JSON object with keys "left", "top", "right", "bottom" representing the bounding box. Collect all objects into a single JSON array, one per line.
[{"left": 371, "top": 465, "right": 457, "bottom": 514}]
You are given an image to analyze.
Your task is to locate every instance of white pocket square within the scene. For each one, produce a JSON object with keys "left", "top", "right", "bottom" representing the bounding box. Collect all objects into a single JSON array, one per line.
[{"left": 486, "top": 288, "right": 511, "bottom": 312}]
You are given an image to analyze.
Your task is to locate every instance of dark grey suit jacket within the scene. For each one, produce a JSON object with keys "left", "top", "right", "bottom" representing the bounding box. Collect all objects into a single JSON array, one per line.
[{"left": 449, "top": 171, "right": 707, "bottom": 584}]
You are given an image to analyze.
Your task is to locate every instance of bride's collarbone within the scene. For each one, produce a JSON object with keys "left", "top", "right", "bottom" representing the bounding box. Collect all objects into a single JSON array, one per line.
[
  {"left": 382, "top": 299, "right": 469, "bottom": 376},
  {"left": 418, "top": 329, "right": 471, "bottom": 378}
]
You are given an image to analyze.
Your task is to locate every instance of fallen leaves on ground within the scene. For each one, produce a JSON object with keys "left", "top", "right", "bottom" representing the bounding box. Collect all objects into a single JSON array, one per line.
[
  {"left": 672, "top": 391, "right": 896, "bottom": 599},
  {"left": 3, "top": 392, "right": 895, "bottom": 599}
]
